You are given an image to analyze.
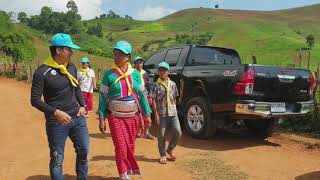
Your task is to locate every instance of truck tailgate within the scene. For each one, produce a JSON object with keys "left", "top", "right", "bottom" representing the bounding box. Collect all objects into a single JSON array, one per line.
[{"left": 252, "top": 65, "right": 312, "bottom": 102}]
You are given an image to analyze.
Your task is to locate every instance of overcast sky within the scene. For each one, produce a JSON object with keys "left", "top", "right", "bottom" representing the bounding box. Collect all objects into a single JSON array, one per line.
[{"left": 1, "top": 0, "right": 320, "bottom": 20}]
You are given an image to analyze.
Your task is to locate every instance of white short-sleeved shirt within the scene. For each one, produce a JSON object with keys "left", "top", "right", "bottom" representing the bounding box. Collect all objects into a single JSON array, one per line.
[{"left": 77, "top": 68, "right": 95, "bottom": 93}]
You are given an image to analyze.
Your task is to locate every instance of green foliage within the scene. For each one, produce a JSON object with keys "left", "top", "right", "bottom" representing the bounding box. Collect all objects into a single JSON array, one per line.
[
  {"left": 26, "top": 3, "right": 84, "bottom": 34},
  {"left": 282, "top": 91, "right": 320, "bottom": 136},
  {"left": 66, "top": 0, "right": 78, "bottom": 13},
  {"left": 175, "top": 32, "right": 213, "bottom": 45},
  {"left": 87, "top": 23, "right": 103, "bottom": 38},
  {"left": 17, "top": 12, "right": 28, "bottom": 23},
  {"left": 306, "top": 34, "right": 315, "bottom": 49},
  {"left": 0, "top": 13, "right": 35, "bottom": 66},
  {"left": 73, "top": 33, "right": 112, "bottom": 57},
  {"left": 2, "top": 71, "right": 15, "bottom": 78},
  {"left": 129, "top": 22, "right": 166, "bottom": 33},
  {"left": 107, "top": 10, "right": 120, "bottom": 18},
  {"left": 282, "top": 111, "right": 320, "bottom": 136},
  {"left": 17, "top": 68, "right": 28, "bottom": 81}
]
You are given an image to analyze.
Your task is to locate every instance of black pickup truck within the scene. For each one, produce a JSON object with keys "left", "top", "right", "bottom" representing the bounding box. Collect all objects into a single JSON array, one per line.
[{"left": 143, "top": 45, "right": 315, "bottom": 139}]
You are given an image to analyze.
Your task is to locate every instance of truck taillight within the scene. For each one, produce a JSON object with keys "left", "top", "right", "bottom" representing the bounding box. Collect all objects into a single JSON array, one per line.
[
  {"left": 309, "top": 73, "right": 315, "bottom": 95},
  {"left": 234, "top": 69, "right": 255, "bottom": 95}
]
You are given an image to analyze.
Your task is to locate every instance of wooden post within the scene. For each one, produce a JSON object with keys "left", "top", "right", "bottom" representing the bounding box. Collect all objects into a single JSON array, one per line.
[
  {"left": 28, "top": 64, "right": 32, "bottom": 83},
  {"left": 299, "top": 48, "right": 302, "bottom": 68},
  {"left": 307, "top": 50, "right": 311, "bottom": 69},
  {"left": 313, "top": 63, "right": 320, "bottom": 105},
  {"left": 252, "top": 55, "right": 257, "bottom": 64}
]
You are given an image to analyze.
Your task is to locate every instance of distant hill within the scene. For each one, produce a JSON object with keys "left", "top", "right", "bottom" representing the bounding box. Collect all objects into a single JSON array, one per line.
[{"left": 4, "top": 4, "right": 319, "bottom": 73}]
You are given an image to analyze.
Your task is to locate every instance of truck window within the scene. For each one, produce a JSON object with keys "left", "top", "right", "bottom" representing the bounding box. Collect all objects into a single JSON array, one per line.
[
  {"left": 187, "top": 47, "right": 240, "bottom": 65},
  {"left": 164, "top": 48, "right": 182, "bottom": 66},
  {"left": 144, "top": 50, "right": 166, "bottom": 67}
]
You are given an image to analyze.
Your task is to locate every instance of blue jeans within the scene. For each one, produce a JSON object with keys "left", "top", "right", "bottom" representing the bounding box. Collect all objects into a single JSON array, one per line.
[{"left": 46, "top": 115, "right": 89, "bottom": 180}]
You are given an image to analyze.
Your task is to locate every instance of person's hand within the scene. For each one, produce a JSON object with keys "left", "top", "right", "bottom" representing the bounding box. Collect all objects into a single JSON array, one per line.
[
  {"left": 54, "top": 109, "right": 72, "bottom": 125},
  {"left": 139, "top": 116, "right": 146, "bottom": 137},
  {"left": 155, "top": 113, "right": 160, "bottom": 125},
  {"left": 77, "top": 106, "right": 87, "bottom": 117},
  {"left": 99, "top": 117, "right": 106, "bottom": 133}
]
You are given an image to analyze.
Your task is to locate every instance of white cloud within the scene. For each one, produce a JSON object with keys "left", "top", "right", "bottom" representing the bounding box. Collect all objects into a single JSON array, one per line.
[
  {"left": 137, "top": 5, "right": 177, "bottom": 21},
  {"left": 0, "top": 0, "right": 103, "bottom": 20}
]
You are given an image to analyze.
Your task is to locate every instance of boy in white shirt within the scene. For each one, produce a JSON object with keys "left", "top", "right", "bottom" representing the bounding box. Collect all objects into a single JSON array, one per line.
[{"left": 77, "top": 57, "right": 96, "bottom": 114}]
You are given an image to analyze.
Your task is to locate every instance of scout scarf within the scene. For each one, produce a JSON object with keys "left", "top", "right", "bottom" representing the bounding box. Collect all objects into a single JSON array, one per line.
[
  {"left": 157, "top": 77, "right": 171, "bottom": 112},
  {"left": 139, "top": 69, "right": 146, "bottom": 86},
  {"left": 79, "top": 67, "right": 89, "bottom": 76},
  {"left": 112, "top": 62, "right": 135, "bottom": 96},
  {"left": 43, "top": 57, "right": 78, "bottom": 87}
]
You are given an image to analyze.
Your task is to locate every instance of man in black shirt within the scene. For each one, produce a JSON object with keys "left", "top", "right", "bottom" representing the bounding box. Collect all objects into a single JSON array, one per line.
[{"left": 31, "top": 33, "right": 89, "bottom": 180}]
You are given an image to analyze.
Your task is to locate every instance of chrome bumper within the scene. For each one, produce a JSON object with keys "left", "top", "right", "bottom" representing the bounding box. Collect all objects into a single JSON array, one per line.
[{"left": 235, "top": 100, "right": 314, "bottom": 118}]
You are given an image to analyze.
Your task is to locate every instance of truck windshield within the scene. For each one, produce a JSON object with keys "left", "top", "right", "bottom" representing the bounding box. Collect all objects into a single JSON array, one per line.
[{"left": 187, "top": 47, "right": 240, "bottom": 66}]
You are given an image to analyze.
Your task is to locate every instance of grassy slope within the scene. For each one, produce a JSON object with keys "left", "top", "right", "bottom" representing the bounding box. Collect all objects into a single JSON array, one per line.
[
  {"left": 93, "top": 5, "right": 320, "bottom": 70},
  {"left": 14, "top": 24, "right": 113, "bottom": 77},
  {"left": 157, "top": 6, "right": 320, "bottom": 69},
  {"left": 11, "top": 4, "right": 320, "bottom": 73}
]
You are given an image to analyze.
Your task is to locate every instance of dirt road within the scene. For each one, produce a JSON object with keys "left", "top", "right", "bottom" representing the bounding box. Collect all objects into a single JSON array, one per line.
[{"left": 0, "top": 77, "right": 319, "bottom": 180}]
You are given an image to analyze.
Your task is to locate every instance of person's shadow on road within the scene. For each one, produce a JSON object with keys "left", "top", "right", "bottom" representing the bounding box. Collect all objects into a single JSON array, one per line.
[
  {"left": 91, "top": 155, "right": 158, "bottom": 163},
  {"left": 295, "top": 171, "right": 320, "bottom": 180},
  {"left": 89, "top": 133, "right": 111, "bottom": 139},
  {"left": 26, "top": 175, "right": 118, "bottom": 180}
]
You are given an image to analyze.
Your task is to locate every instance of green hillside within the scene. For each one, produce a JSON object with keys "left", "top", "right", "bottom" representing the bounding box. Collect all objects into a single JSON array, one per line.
[
  {"left": 3, "top": 4, "right": 320, "bottom": 74},
  {"left": 95, "top": 4, "right": 320, "bottom": 70},
  {"left": 14, "top": 24, "right": 112, "bottom": 74}
]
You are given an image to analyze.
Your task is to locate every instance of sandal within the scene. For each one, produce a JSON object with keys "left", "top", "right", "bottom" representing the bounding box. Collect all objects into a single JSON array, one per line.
[
  {"left": 159, "top": 156, "right": 167, "bottom": 164},
  {"left": 166, "top": 149, "right": 176, "bottom": 161},
  {"left": 145, "top": 133, "right": 155, "bottom": 140}
]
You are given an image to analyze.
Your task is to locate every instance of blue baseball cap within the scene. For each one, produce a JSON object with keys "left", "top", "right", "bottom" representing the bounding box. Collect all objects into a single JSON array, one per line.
[
  {"left": 157, "top": 61, "right": 170, "bottom": 70},
  {"left": 133, "top": 56, "right": 143, "bottom": 63},
  {"left": 114, "top": 40, "right": 132, "bottom": 55},
  {"left": 81, "top": 57, "right": 90, "bottom": 63},
  {"left": 51, "top": 33, "right": 80, "bottom": 50}
]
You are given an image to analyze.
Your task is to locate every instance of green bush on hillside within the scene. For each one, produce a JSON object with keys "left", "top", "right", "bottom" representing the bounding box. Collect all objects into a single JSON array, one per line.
[
  {"left": 176, "top": 32, "right": 213, "bottom": 45},
  {"left": 73, "top": 33, "right": 112, "bottom": 57},
  {"left": 23, "top": 2, "right": 85, "bottom": 35},
  {"left": 282, "top": 91, "right": 320, "bottom": 136},
  {"left": 0, "top": 12, "right": 35, "bottom": 72}
]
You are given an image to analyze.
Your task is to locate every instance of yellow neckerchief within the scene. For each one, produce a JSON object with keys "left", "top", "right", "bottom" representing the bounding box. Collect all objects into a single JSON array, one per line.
[
  {"left": 43, "top": 57, "right": 78, "bottom": 87},
  {"left": 157, "top": 77, "right": 171, "bottom": 112},
  {"left": 79, "top": 67, "right": 89, "bottom": 76},
  {"left": 112, "top": 62, "right": 135, "bottom": 96},
  {"left": 137, "top": 69, "right": 146, "bottom": 86}
]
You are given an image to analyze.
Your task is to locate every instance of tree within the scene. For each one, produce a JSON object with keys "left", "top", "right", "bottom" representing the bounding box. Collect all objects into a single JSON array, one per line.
[
  {"left": 306, "top": 34, "right": 315, "bottom": 69},
  {"left": 107, "top": 10, "right": 116, "bottom": 18},
  {"left": 0, "top": 10, "right": 8, "bottom": 18},
  {"left": 87, "top": 23, "right": 103, "bottom": 38},
  {"left": 107, "top": 10, "right": 120, "bottom": 18},
  {"left": 99, "top": 14, "right": 106, "bottom": 18},
  {"left": 26, "top": 1, "right": 84, "bottom": 34},
  {"left": 66, "top": 0, "right": 78, "bottom": 13},
  {"left": 0, "top": 18, "right": 35, "bottom": 73},
  {"left": 125, "top": 15, "right": 133, "bottom": 20},
  {"left": 215, "top": 4, "right": 219, "bottom": 8},
  {"left": 17, "top": 12, "right": 28, "bottom": 23}
]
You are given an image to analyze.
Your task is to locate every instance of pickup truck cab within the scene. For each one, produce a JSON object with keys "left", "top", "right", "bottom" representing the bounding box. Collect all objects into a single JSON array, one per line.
[{"left": 144, "top": 45, "right": 315, "bottom": 139}]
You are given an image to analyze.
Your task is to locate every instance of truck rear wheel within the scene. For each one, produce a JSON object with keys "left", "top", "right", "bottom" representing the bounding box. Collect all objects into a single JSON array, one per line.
[
  {"left": 184, "top": 97, "right": 216, "bottom": 139},
  {"left": 244, "top": 119, "right": 276, "bottom": 138}
]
